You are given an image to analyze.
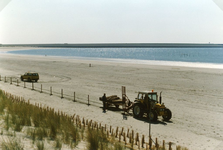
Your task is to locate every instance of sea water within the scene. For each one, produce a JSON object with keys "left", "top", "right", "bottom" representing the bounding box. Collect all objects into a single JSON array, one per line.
[{"left": 7, "top": 48, "right": 223, "bottom": 69}]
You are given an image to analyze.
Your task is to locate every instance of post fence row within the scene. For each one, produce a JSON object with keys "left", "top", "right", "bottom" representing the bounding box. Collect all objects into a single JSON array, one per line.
[{"left": 0, "top": 75, "right": 91, "bottom": 105}]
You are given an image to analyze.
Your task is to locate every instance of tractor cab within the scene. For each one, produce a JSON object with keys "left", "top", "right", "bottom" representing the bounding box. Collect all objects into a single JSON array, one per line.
[
  {"left": 137, "top": 91, "right": 158, "bottom": 101},
  {"left": 135, "top": 91, "right": 158, "bottom": 108}
]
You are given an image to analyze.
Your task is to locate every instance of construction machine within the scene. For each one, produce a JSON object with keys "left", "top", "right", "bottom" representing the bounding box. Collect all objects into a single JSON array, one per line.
[{"left": 133, "top": 90, "right": 172, "bottom": 121}]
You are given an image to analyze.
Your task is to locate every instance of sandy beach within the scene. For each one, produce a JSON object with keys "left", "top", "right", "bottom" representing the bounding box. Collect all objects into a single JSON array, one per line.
[{"left": 0, "top": 47, "right": 223, "bottom": 149}]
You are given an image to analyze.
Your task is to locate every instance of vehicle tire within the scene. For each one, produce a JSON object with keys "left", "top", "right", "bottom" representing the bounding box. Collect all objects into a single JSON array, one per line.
[
  {"left": 148, "top": 110, "right": 158, "bottom": 121},
  {"left": 35, "top": 80, "right": 38, "bottom": 82},
  {"left": 162, "top": 109, "right": 172, "bottom": 121},
  {"left": 133, "top": 103, "right": 143, "bottom": 118},
  {"left": 28, "top": 78, "right": 31, "bottom": 82},
  {"left": 21, "top": 77, "right": 23, "bottom": 81}
]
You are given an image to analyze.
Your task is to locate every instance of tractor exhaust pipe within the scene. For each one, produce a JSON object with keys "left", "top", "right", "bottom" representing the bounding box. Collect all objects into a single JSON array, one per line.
[{"left": 159, "top": 91, "right": 162, "bottom": 104}]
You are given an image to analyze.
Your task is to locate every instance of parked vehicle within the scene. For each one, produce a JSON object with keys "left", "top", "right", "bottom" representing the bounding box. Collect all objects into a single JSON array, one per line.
[{"left": 21, "top": 72, "right": 39, "bottom": 82}]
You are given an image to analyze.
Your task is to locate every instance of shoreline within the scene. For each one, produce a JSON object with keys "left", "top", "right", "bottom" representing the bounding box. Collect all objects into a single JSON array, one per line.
[
  {"left": 0, "top": 47, "right": 223, "bottom": 149},
  {"left": 1, "top": 43, "right": 223, "bottom": 48},
  {"left": 2, "top": 47, "right": 223, "bottom": 70}
]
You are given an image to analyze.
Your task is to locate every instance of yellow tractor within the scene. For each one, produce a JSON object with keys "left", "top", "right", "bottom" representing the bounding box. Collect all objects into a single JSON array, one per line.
[{"left": 133, "top": 91, "right": 172, "bottom": 121}]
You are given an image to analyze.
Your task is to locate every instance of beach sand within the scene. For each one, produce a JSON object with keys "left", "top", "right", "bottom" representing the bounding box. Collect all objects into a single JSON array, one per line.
[{"left": 0, "top": 47, "right": 223, "bottom": 149}]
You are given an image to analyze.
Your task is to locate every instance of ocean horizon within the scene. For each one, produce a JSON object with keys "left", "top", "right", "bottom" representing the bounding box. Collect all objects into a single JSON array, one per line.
[{"left": 7, "top": 47, "right": 223, "bottom": 69}]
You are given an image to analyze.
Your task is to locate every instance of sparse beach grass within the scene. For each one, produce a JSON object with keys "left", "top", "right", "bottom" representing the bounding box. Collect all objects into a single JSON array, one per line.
[
  {"left": 1, "top": 137, "right": 24, "bottom": 150},
  {"left": 0, "top": 90, "right": 81, "bottom": 149},
  {"left": 0, "top": 89, "right": 189, "bottom": 149}
]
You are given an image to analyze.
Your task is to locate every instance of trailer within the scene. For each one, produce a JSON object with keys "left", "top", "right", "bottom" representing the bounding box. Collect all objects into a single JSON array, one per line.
[
  {"left": 99, "top": 86, "right": 133, "bottom": 112},
  {"left": 99, "top": 95, "right": 123, "bottom": 108}
]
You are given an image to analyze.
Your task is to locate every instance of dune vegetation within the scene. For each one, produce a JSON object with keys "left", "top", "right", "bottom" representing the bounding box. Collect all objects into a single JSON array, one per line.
[{"left": 0, "top": 90, "right": 189, "bottom": 150}]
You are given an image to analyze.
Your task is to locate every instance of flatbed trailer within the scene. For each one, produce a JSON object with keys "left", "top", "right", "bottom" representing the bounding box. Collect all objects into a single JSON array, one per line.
[
  {"left": 99, "top": 95, "right": 123, "bottom": 108},
  {"left": 99, "top": 95, "right": 133, "bottom": 111}
]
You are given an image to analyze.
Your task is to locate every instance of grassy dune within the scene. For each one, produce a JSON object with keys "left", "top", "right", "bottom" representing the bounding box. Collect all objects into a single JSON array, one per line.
[
  {"left": 0, "top": 90, "right": 124, "bottom": 149},
  {"left": 0, "top": 90, "right": 188, "bottom": 150}
]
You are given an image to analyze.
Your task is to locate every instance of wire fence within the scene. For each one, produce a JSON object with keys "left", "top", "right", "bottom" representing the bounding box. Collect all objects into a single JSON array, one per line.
[{"left": 0, "top": 75, "right": 102, "bottom": 107}]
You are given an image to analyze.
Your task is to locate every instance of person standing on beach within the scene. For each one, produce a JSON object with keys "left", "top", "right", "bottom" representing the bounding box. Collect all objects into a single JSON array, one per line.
[{"left": 102, "top": 93, "right": 107, "bottom": 113}]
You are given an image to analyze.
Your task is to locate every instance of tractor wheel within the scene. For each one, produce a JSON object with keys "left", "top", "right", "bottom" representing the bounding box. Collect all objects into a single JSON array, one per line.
[
  {"left": 148, "top": 110, "right": 158, "bottom": 121},
  {"left": 162, "top": 109, "right": 172, "bottom": 121},
  {"left": 133, "top": 103, "right": 143, "bottom": 118}
]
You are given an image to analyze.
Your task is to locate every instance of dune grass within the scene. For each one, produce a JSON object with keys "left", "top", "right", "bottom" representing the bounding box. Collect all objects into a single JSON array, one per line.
[
  {"left": 0, "top": 90, "right": 80, "bottom": 149},
  {"left": 0, "top": 90, "right": 125, "bottom": 149},
  {"left": 1, "top": 137, "right": 24, "bottom": 150},
  {"left": 0, "top": 90, "right": 189, "bottom": 150}
]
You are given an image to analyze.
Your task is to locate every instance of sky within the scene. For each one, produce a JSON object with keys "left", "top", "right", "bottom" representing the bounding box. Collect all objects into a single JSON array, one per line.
[{"left": 0, "top": 0, "right": 223, "bottom": 44}]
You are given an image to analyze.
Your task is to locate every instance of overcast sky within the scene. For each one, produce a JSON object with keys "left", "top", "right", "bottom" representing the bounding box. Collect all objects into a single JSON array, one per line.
[{"left": 0, "top": 0, "right": 223, "bottom": 44}]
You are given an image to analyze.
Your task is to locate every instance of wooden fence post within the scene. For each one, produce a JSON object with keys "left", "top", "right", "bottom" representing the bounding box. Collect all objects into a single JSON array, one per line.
[
  {"left": 115, "top": 127, "right": 118, "bottom": 138},
  {"left": 5, "top": 76, "right": 6, "bottom": 82},
  {"left": 135, "top": 133, "right": 139, "bottom": 145},
  {"left": 129, "top": 134, "right": 132, "bottom": 144},
  {"left": 32, "top": 82, "right": 34, "bottom": 90},
  {"left": 127, "top": 128, "right": 129, "bottom": 138},
  {"left": 87, "top": 95, "right": 90, "bottom": 105},
  {"left": 141, "top": 135, "right": 145, "bottom": 148},
  {"left": 24, "top": 81, "right": 26, "bottom": 88},
  {"left": 169, "top": 142, "right": 172, "bottom": 150},
  {"left": 111, "top": 129, "right": 114, "bottom": 136},
  {"left": 0, "top": 75, "right": 1, "bottom": 81},
  {"left": 73, "top": 92, "right": 75, "bottom": 102},
  {"left": 10, "top": 77, "right": 12, "bottom": 84},
  {"left": 120, "top": 127, "right": 124, "bottom": 136},
  {"left": 163, "top": 140, "right": 165, "bottom": 150},
  {"left": 50, "top": 87, "right": 52, "bottom": 95},
  {"left": 17, "top": 79, "right": 19, "bottom": 86},
  {"left": 123, "top": 132, "right": 126, "bottom": 144},
  {"left": 89, "top": 120, "right": 92, "bottom": 127},
  {"left": 156, "top": 138, "right": 159, "bottom": 149},
  {"left": 119, "top": 133, "right": 121, "bottom": 142},
  {"left": 61, "top": 89, "right": 64, "bottom": 99},
  {"left": 40, "top": 84, "right": 42, "bottom": 93},
  {"left": 131, "top": 130, "right": 134, "bottom": 146}
]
